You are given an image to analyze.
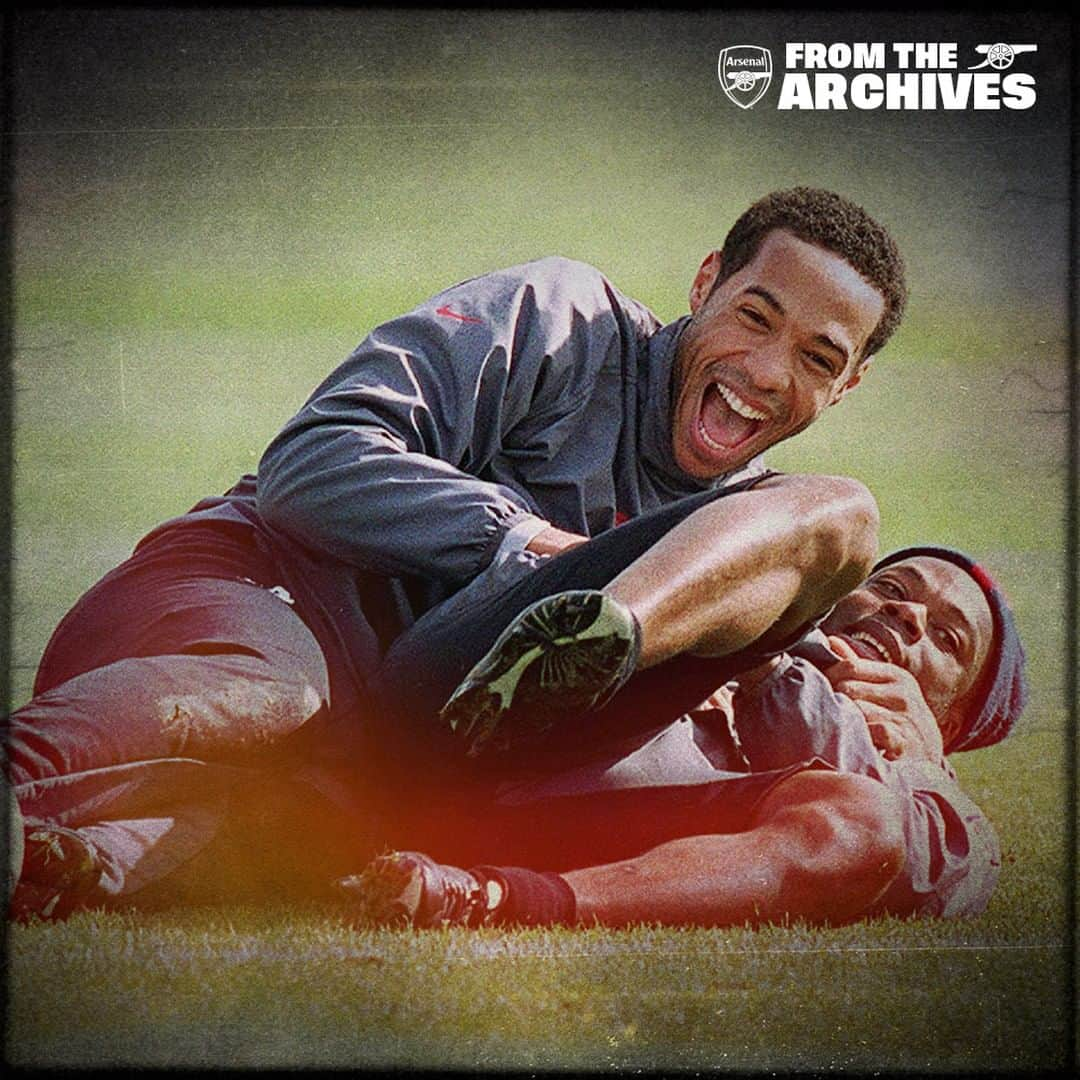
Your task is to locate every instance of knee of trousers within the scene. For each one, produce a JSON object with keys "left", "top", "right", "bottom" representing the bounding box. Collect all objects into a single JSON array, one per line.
[
  {"left": 5, "top": 649, "right": 331, "bottom": 780},
  {"left": 151, "top": 649, "right": 332, "bottom": 760}
]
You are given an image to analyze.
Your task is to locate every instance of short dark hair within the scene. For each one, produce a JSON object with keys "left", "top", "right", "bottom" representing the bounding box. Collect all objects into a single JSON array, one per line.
[{"left": 716, "top": 187, "right": 908, "bottom": 360}]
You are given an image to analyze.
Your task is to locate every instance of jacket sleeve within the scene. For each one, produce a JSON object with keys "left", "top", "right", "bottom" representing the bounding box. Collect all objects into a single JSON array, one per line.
[
  {"left": 731, "top": 654, "right": 885, "bottom": 775},
  {"left": 733, "top": 656, "right": 1002, "bottom": 919},
  {"left": 873, "top": 761, "right": 1002, "bottom": 919},
  {"left": 256, "top": 259, "right": 631, "bottom": 586}
]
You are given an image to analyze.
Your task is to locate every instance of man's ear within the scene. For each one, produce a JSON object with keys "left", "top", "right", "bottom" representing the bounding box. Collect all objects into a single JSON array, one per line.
[
  {"left": 829, "top": 354, "right": 873, "bottom": 406},
  {"left": 689, "top": 250, "right": 724, "bottom": 314}
]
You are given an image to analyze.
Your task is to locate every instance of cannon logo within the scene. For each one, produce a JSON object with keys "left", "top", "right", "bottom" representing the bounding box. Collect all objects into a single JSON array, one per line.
[
  {"left": 966, "top": 43, "right": 1037, "bottom": 71},
  {"left": 718, "top": 46, "right": 773, "bottom": 108}
]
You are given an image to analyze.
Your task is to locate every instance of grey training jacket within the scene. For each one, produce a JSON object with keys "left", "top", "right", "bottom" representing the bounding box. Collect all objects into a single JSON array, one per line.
[
  {"left": 256, "top": 255, "right": 762, "bottom": 586},
  {"left": 140, "top": 257, "right": 763, "bottom": 737}
]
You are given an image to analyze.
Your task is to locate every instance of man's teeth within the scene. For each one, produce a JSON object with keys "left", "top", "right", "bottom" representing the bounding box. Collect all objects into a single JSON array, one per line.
[
  {"left": 851, "top": 631, "right": 890, "bottom": 662},
  {"left": 716, "top": 383, "right": 768, "bottom": 422},
  {"left": 698, "top": 421, "right": 725, "bottom": 452}
]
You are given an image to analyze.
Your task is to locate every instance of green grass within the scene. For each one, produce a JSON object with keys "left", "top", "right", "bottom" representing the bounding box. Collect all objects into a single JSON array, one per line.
[
  {"left": 7, "top": 881, "right": 1070, "bottom": 1071},
  {"left": 6, "top": 9, "right": 1074, "bottom": 1073}
]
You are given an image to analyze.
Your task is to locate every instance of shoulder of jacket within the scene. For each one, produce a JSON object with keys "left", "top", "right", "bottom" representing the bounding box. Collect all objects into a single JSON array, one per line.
[{"left": 511, "top": 255, "right": 617, "bottom": 297}]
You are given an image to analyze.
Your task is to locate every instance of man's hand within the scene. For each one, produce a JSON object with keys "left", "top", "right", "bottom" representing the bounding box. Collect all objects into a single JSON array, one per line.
[
  {"left": 525, "top": 525, "right": 590, "bottom": 557},
  {"left": 824, "top": 636, "right": 944, "bottom": 764}
]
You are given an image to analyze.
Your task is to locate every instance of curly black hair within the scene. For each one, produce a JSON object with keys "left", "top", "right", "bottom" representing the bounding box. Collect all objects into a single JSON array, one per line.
[{"left": 716, "top": 188, "right": 908, "bottom": 360}]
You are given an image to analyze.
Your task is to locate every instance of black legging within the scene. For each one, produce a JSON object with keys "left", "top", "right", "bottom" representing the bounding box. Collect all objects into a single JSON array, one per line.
[{"left": 370, "top": 471, "right": 797, "bottom": 775}]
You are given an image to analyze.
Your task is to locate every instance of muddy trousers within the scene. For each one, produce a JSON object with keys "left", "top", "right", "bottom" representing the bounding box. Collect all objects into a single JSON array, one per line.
[
  {"left": 4, "top": 473, "right": 780, "bottom": 913},
  {"left": 3, "top": 546, "right": 369, "bottom": 912}
]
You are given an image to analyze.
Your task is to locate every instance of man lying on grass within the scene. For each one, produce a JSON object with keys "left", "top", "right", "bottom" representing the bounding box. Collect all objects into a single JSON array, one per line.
[
  {"left": 1, "top": 183, "right": 1021, "bottom": 926},
  {"left": 5, "top": 187, "right": 910, "bottom": 918},
  {"left": 343, "top": 547, "right": 1027, "bottom": 929}
]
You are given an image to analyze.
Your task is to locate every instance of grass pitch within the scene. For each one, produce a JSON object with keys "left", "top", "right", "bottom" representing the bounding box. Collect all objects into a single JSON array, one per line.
[
  {"left": 5, "top": 9, "right": 1074, "bottom": 1072},
  {"left": 6, "top": 852, "right": 1070, "bottom": 1072}
]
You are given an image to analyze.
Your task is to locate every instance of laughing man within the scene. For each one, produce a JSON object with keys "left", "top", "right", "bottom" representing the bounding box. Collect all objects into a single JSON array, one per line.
[
  {"left": 8, "top": 188, "right": 914, "bottom": 917},
  {"left": 347, "top": 548, "right": 1028, "bottom": 929}
]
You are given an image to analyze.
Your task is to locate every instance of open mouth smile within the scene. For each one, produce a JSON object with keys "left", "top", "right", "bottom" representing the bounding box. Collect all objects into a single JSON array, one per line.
[
  {"left": 843, "top": 628, "right": 897, "bottom": 665},
  {"left": 698, "top": 381, "right": 770, "bottom": 453}
]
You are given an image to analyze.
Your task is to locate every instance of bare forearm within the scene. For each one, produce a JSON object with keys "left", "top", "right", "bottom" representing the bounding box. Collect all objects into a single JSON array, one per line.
[
  {"left": 564, "top": 771, "right": 905, "bottom": 928},
  {"left": 565, "top": 831, "right": 790, "bottom": 927},
  {"left": 525, "top": 525, "right": 590, "bottom": 557}
]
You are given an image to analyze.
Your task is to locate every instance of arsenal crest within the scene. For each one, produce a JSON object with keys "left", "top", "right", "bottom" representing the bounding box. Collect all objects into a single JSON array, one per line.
[{"left": 718, "top": 46, "right": 773, "bottom": 109}]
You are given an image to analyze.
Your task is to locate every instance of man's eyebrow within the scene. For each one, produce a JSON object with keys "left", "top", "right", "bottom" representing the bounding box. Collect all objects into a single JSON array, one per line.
[
  {"left": 942, "top": 601, "right": 975, "bottom": 661},
  {"left": 744, "top": 287, "right": 850, "bottom": 362},
  {"left": 812, "top": 332, "right": 850, "bottom": 362},
  {"left": 744, "top": 286, "right": 784, "bottom": 314},
  {"left": 894, "top": 565, "right": 975, "bottom": 660}
]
